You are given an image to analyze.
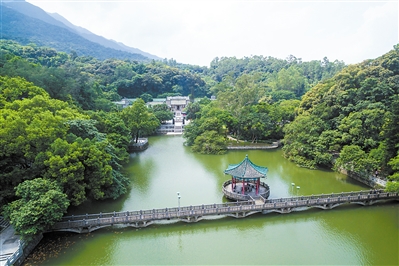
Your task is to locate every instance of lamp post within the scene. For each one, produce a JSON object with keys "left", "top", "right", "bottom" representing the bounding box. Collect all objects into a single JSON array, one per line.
[
  {"left": 296, "top": 186, "right": 300, "bottom": 196},
  {"left": 177, "top": 192, "right": 181, "bottom": 214},
  {"left": 291, "top": 183, "right": 295, "bottom": 193}
]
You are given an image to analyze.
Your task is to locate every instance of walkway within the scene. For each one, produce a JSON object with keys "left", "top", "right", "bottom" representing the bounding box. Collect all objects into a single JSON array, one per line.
[
  {"left": 50, "top": 190, "right": 399, "bottom": 234},
  {"left": 226, "top": 136, "right": 280, "bottom": 150},
  {"left": 0, "top": 224, "right": 20, "bottom": 266},
  {"left": 371, "top": 177, "right": 387, "bottom": 187}
]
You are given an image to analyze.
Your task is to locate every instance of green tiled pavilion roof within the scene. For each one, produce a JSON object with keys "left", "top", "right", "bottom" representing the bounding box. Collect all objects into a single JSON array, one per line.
[{"left": 224, "top": 155, "right": 268, "bottom": 179}]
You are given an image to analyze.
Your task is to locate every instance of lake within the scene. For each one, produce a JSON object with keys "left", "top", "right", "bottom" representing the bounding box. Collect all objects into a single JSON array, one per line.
[{"left": 25, "top": 135, "right": 399, "bottom": 265}]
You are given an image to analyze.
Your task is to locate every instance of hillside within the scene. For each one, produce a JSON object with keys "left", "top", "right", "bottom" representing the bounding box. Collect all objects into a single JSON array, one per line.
[
  {"left": 282, "top": 44, "right": 399, "bottom": 190},
  {"left": 1, "top": 2, "right": 152, "bottom": 61}
]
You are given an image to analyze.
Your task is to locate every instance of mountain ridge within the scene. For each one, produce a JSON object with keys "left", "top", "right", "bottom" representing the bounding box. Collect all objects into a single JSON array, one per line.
[
  {"left": 1, "top": 0, "right": 160, "bottom": 61},
  {"left": 47, "top": 12, "right": 160, "bottom": 60}
]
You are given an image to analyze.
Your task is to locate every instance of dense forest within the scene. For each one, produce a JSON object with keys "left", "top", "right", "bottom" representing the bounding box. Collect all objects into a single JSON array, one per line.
[
  {"left": 1, "top": 39, "right": 398, "bottom": 239},
  {"left": 283, "top": 45, "right": 399, "bottom": 192}
]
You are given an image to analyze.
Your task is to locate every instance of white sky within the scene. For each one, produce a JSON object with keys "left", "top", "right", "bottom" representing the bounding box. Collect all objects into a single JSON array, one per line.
[{"left": 26, "top": 0, "right": 398, "bottom": 67}]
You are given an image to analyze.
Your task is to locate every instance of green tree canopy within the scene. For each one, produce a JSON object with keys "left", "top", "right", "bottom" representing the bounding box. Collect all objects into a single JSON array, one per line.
[
  {"left": 4, "top": 178, "right": 69, "bottom": 240},
  {"left": 121, "top": 98, "right": 160, "bottom": 142}
]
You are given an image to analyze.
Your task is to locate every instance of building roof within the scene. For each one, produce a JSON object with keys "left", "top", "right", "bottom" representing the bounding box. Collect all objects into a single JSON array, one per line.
[
  {"left": 224, "top": 155, "right": 268, "bottom": 179},
  {"left": 171, "top": 99, "right": 188, "bottom": 105}
]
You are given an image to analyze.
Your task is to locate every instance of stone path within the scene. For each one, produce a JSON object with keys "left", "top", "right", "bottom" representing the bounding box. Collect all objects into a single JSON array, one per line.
[{"left": 371, "top": 177, "right": 387, "bottom": 187}]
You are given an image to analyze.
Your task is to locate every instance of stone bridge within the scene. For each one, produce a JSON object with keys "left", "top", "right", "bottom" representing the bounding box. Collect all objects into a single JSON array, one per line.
[{"left": 50, "top": 189, "right": 399, "bottom": 234}]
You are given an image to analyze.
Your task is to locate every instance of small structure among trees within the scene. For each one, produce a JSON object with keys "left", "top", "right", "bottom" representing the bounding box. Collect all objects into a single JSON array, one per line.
[{"left": 222, "top": 155, "right": 270, "bottom": 201}]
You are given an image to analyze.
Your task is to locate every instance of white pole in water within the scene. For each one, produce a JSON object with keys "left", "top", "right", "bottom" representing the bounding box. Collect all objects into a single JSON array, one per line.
[
  {"left": 296, "top": 186, "right": 300, "bottom": 196},
  {"left": 291, "top": 183, "right": 295, "bottom": 193}
]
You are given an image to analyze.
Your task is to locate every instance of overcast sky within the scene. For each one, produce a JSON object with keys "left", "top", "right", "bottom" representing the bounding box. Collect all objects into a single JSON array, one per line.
[{"left": 26, "top": 0, "right": 398, "bottom": 67}]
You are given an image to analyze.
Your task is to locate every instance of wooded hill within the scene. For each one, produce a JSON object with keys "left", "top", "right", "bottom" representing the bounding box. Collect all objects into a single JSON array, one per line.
[
  {"left": 282, "top": 45, "right": 399, "bottom": 192},
  {"left": 0, "top": 40, "right": 344, "bottom": 110}
]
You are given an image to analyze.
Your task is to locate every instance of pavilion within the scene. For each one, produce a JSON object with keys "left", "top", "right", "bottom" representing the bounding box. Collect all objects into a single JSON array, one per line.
[{"left": 222, "top": 155, "right": 270, "bottom": 201}]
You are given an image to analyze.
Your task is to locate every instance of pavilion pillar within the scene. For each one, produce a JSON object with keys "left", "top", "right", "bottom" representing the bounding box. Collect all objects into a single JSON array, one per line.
[
  {"left": 242, "top": 180, "right": 245, "bottom": 194},
  {"left": 256, "top": 179, "right": 260, "bottom": 194}
]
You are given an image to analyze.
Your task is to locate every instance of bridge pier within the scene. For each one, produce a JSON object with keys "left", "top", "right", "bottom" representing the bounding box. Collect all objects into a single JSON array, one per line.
[
  {"left": 180, "top": 216, "right": 203, "bottom": 223},
  {"left": 227, "top": 211, "right": 261, "bottom": 218},
  {"left": 128, "top": 221, "right": 154, "bottom": 228},
  {"left": 52, "top": 225, "right": 111, "bottom": 234}
]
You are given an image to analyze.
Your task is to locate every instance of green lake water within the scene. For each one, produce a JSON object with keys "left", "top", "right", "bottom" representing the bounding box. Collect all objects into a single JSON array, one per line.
[{"left": 26, "top": 135, "right": 399, "bottom": 265}]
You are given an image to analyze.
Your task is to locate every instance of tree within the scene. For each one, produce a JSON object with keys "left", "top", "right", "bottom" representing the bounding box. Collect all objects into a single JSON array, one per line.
[
  {"left": 37, "top": 138, "right": 113, "bottom": 206},
  {"left": 0, "top": 95, "right": 85, "bottom": 199},
  {"left": 267, "top": 65, "right": 307, "bottom": 98},
  {"left": 283, "top": 113, "right": 327, "bottom": 169},
  {"left": 4, "top": 178, "right": 69, "bottom": 240},
  {"left": 121, "top": 98, "right": 159, "bottom": 142},
  {"left": 334, "top": 145, "right": 371, "bottom": 176},
  {"left": 151, "top": 103, "right": 174, "bottom": 123},
  {"left": 185, "top": 102, "right": 201, "bottom": 120},
  {"left": 139, "top": 93, "right": 153, "bottom": 103},
  {"left": 0, "top": 76, "right": 49, "bottom": 106},
  {"left": 191, "top": 130, "right": 227, "bottom": 154}
]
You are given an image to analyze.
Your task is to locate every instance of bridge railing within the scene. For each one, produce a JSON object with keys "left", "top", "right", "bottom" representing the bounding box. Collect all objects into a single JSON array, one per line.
[
  {"left": 53, "top": 190, "right": 399, "bottom": 230},
  {"left": 264, "top": 190, "right": 397, "bottom": 207},
  {"left": 266, "top": 190, "right": 385, "bottom": 204},
  {"left": 60, "top": 200, "right": 255, "bottom": 222},
  {"left": 60, "top": 189, "right": 392, "bottom": 222}
]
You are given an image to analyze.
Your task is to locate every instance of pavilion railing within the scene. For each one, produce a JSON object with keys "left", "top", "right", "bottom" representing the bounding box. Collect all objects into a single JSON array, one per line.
[{"left": 222, "top": 180, "right": 270, "bottom": 201}]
